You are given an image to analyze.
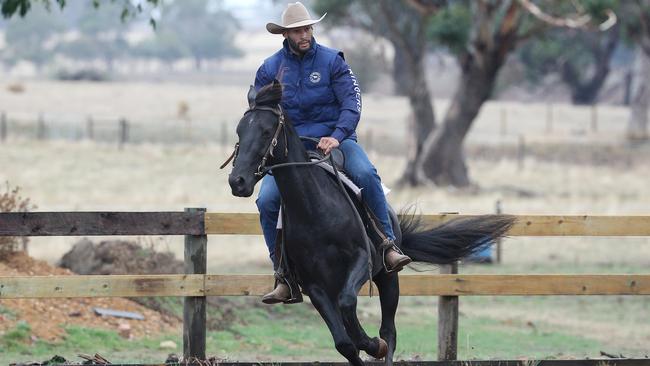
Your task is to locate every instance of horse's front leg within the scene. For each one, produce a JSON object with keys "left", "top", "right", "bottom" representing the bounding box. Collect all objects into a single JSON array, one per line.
[{"left": 308, "top": 286, "right": 365, "bottom": 366}]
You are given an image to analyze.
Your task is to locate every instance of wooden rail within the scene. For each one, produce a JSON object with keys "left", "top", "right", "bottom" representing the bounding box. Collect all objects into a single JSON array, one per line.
[
  {"left": 205, "top": 213, "right": 650, "bottom": 236},
  {"left": 1, "top": 211, "right": 649, "bottom": 362},
  {"left": 0, "top": 212, "right": 203, "bottom": 236},
  {"left": 2, "top": 212, "right": 649, "bottom": 236},
  {"left": 2, "top": 274, "right": 650, "bottom": 298}
]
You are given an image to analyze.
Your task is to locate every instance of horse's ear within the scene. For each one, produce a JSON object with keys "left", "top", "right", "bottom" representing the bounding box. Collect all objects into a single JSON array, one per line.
[{"left": 247, "top": 85, "right": 257, "bottom": 108}]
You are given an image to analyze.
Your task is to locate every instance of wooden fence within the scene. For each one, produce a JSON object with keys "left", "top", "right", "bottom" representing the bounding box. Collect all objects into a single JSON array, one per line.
[{"left": 1, "top": 211, "right": 650, "bottom": 362}]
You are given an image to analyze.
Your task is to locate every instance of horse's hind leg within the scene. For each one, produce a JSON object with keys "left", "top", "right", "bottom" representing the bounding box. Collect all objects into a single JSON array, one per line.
[
  {"left": 374, "top": 270, "right": 400, "bottom": 365},
  {"left": 308, "top": 286, "right": 365, "bottom": 366},
  {"left": 338, "top": 261, "right": 386, "bottom": 360},
  {"left": 339, "top": 288, "right": 386, "bottom": 359}
]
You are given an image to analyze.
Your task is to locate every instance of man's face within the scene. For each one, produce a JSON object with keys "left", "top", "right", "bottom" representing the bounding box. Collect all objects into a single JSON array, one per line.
[{"left": 283, "top": 25, "right": 313, "bottom": 54}]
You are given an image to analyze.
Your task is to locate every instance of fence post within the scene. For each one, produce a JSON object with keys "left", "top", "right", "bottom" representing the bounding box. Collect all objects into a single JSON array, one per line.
[
  {"left": 495, "top": 200, "right": 502, "bottom": 264},
  {"left": 37, "top": 113, "right": 46, "bottom": 140},
  {"left": 183, "top": 207, "right": 207, "bottom": 360},
  {"left": 437, "top": 262, "right": 459, "bottom": 361},
  {"left": 500, "top": 107, "right": 507, "bottom": 136},
  {"left": 545, "top": 103, "right": 553, "bottom": 133},
  {"left": 118, "top": 118, "right": 128, "bottom": 149},
  {"left": 517, "top": 135, "right": 525, "bottom": 171},
  {"left": 590, "top": 104, "right": 598, "bottom": 133},
  {"left": 1, "top": 112, "right": 6, "bottom": 142},
  {"left": 87, "top": 115, "right": 94, "bottom": 140}
]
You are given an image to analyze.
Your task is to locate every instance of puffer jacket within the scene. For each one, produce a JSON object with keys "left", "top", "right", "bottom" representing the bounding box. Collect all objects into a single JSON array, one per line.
[{"left": 254, "top": 37, "right": 361, "bottom": 142}]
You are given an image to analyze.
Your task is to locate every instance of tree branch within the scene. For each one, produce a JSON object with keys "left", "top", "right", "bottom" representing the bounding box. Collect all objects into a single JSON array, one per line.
[
  {"left": 517, "top": 0, "right": 616, "bottom": 31},
  {"left": 377, "top": 0, "right": 420, "bottom": 62},
  {"left": 403, "top": 0, "right": 445, "bottom": 17}
]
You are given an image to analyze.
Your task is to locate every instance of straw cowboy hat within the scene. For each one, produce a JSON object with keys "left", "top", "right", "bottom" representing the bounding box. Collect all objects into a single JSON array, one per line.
[{"left": 266, "top": 2, "right": 327, "bottom": 34}]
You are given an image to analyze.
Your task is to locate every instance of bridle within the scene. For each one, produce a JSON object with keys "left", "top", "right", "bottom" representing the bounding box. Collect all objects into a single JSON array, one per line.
[
  {"left": 220, "top": 104, "right": 288, "bottom": 177},
  {"left": 220, "top": 104, "right": 332, "bottom": 178}
]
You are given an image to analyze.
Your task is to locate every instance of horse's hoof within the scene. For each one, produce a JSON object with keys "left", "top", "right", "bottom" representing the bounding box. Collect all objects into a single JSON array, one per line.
[{"left": 370, "top": 337, "right": 388, "bottom": 359}]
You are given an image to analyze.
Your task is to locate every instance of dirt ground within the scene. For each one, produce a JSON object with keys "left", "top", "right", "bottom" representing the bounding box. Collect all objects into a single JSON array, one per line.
[{"left": 0, "top": 252, "right": 180, "bottom": 342}]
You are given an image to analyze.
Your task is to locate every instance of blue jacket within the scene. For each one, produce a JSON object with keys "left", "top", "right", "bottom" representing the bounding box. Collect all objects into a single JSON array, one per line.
[{"left": 254, "top": 38, "right": 361, "bottom": 142}]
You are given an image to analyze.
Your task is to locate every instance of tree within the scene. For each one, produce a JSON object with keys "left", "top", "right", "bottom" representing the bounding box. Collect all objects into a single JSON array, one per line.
[
  {"left": 313, "top": 0, "right": 443, "bottom": 186},
  {"left": 1, "top": 3, "right": 66, "bottom": 69},
  {"left": 1, "top": 0, "right": 160, "bottom": 25},
  {"left": 518, "top": 24, "right": 620, "bottom": 105},
  {"left": 416, "top": 0, "right": 616, "bottom": 187},
  {"left": 417, "top": 1, "right": 524, "bottom": 186},
  {"left": 53, "top": 1, "right": 134, "bottom": 72},
  {"left": 627, "top": 49, "right": 649, "bottom": 141},
  {"left": 133, "top": 0, "right": 242, "bottom": 69},
  {"left": 621, "top": 0, "right": 650, "bottom": 141}
]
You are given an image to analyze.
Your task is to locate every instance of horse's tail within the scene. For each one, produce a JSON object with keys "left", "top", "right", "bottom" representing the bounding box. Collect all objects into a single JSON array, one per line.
[{"left": 398, "top": 212, "right": 516, "bottom": 265}]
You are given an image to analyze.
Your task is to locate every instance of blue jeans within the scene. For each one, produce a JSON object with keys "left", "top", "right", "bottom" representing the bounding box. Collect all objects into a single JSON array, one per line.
[{"left": 255, "top": 139, "right": 395, "bottom": 266}]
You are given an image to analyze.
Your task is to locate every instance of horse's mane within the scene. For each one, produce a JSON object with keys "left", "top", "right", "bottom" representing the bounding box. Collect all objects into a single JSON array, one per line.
[{"left": 254, "top": 82, "right": 283, "bottom": 106}]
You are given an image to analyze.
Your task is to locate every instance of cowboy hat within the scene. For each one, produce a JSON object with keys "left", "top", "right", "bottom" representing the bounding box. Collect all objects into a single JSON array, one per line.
[{"left": 266, "top": 2, "right": 326, "bottom": 34}]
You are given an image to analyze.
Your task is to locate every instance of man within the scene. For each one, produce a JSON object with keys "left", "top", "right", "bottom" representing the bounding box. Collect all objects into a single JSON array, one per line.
[{"left": 255, "top": 2, "right": 411, "bottom": 304}]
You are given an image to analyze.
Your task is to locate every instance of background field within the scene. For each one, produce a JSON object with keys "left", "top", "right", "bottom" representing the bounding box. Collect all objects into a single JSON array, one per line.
[{"left": 1, "top": 79, "right": 650, "bottom": 363}]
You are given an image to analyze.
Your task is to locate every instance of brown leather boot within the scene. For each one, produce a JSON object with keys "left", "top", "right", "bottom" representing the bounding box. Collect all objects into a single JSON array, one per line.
[
  {"left": 262, "top": 282, "right": 291, "bottom": 304},
  {"left": 384, "top": 247, "right": 412, "bottom": 272}
]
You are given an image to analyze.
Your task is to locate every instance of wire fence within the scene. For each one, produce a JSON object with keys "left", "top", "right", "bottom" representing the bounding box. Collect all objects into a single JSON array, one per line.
[{"left": 0, "top": 102, "right": 635, "bottom": 156}]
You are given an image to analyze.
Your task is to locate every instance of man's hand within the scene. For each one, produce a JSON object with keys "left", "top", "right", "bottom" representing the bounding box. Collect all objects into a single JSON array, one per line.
[{"left": 317, "top": 137, "right": 340, "bottom": 155}]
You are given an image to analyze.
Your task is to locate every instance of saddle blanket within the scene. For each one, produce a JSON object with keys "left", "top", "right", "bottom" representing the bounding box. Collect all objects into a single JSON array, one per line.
[{"left": 277, "top": 159, "right": 390, "bottom": 229}]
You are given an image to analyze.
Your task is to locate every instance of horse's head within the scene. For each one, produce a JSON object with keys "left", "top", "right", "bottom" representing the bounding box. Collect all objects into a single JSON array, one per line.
[{"left": 228, "top": 79, "right": 284, "bottom": 197}]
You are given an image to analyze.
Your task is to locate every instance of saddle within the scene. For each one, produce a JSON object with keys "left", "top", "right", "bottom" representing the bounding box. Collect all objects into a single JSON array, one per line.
[{"left": 306, "top": 148, "right": 346, "bottom": 172}]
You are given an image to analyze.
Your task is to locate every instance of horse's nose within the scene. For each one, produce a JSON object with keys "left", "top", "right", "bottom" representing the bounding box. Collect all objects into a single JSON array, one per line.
[
  {"left": 228, "top": 175, "right": 252, "bottom": 197},
  {"left": 229, "top": 175, "right": 245, "bottom": 189}
]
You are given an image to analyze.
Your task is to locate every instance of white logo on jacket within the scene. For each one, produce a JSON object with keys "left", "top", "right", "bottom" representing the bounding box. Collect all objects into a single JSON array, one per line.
[
  {"left": 309, "top": 72, "right": 321, "bottom": 83},
  {"left": 349, "top": 68, "right": 361, "bottom": 112}
]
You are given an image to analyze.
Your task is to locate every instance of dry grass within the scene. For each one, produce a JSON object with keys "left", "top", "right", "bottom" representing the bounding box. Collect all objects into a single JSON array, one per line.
[{"left": 0, "top": 139, "right": 649, "bottom": 269}]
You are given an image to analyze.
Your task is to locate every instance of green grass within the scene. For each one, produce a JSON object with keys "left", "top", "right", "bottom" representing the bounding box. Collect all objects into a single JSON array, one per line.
[
  {"left": 2, "top": 262, "right": 648, "bottom": 363},
  {"left": 0, "top": 304, "right": 18, "bottom": 320},
  {"left": 0, "top": 297, "right": 610, "bottom": 364},
  {"left": 0, "top": 324, "right": 180, "bottom": 364}
]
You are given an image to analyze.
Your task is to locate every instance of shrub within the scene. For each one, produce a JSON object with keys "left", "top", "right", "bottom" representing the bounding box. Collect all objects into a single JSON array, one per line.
[{"left": 0, "top": 182, "right": 36, "bottom": 259}]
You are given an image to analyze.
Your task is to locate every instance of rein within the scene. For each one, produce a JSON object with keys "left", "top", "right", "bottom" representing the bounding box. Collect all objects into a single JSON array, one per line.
[{"left": 220, "top": 107, "right": 331, "bottom": 178}]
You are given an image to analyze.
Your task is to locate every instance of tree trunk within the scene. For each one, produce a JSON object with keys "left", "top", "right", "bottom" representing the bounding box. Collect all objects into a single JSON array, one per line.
[
  {"left": 398, "top": 53, "right": 436, "bottom": 186},
  {"left": 417, "top": 0, "right": 521, "bottom": 187},
  {"left": 563, "top": 61, "right": 610, "bottom": 104},
  {"left": 392, "top": 50, "right": 410, "bottom": 96},
  {"left": 562, "top": 25, "right": 619, "bottom": 105},
  {"left": 627, "top": 50, "right": 650, "bottom": 142},
  {"left": 418, "top": 53, "right": 501, "bottom": 187}
]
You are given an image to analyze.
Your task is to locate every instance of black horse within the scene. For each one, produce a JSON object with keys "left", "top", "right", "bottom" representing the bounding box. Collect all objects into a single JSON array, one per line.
[{"left": 227, "top": 80, "right": 515, "bottom": 365}]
